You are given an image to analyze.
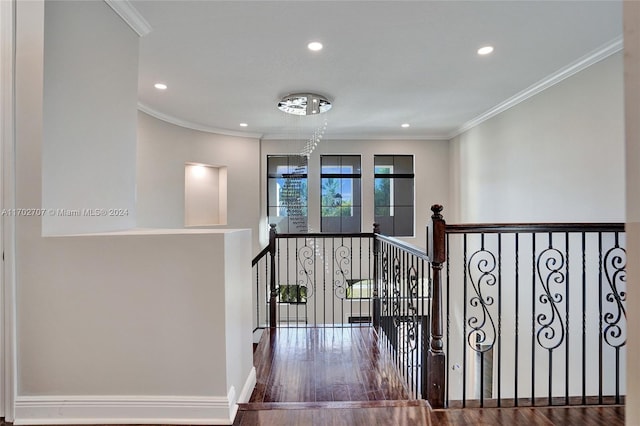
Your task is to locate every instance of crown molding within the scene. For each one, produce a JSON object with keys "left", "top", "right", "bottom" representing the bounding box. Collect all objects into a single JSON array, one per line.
[
  {"left": 138, "top": 103, "right": 264, "bottom": 139},
  {"left": 104, "top": 0, "right": 152, "bottom": 37},
  {"left": 449, "top": 36, "right": 623, "bottom": 139},
  {"left": 261, "top": 133, "right": 450, "bottom": 141}
]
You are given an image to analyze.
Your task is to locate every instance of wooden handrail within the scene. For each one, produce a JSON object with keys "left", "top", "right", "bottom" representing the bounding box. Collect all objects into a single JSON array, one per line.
[
  {"left": 375, "top": 233, "right": 429, "bottom": 261},
  {"left": 251, "top": 245, "right": 270, "bottom": 267},
  {"left": 445, "top": 222, "right": 624, "bottom": 234},
  {"left": 275, "top": 232, "right": 377, "bottom": 238}
]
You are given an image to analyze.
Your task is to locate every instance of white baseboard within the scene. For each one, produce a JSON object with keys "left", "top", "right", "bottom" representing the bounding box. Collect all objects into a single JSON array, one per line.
[
  {"left": 13, "top": 367, "right": 257, "bottom": 425},
  {"left": 231, "top": 366, "right": 256, "bottom": 420},
  {"left": 237, "top": 367, "right": 257, "bottom": 404}
]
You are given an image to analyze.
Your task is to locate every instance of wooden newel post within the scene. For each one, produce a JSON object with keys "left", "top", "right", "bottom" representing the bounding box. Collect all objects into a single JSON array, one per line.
[
  {"left": 268, "top": 224, "right": 277, "bottom": 329},
  {"left": 427, "top": 204, "right": 446, "bottom": 407},
  {"left": 372, "top": 223, "right": 381, "bottom": 329}
]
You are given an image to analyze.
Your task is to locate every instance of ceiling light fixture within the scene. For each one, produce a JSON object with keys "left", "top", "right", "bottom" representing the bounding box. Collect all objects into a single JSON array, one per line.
[
  {"left": 239, "top": 123, "right": 248, "bottom": 127},
  {"left": 278, "top": 93, "right": 332, "bottom": 116},
  {"left": 477, "top": 46, "right": 494, "bottom": 55},
  {"left": 307, "top": 41, "right": 323, "bottom": 51},
  {"left": 154, "top": 83, "right": 167, "bottom": 90},
  {"left": 401, "top": 123, "right": 410, "bottom": 128}
]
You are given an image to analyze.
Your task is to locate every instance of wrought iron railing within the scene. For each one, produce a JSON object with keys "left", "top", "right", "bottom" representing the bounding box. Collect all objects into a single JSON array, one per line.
[
  {"left": 375, "top": 232, "right": 431, "bottom": 399},
  {"left": 251, "top": 223, "right": 435, "bottom": 400},
  {"left": 253, "top": 225, "right": 377, "bottom": 328},
  {"left": 443, "top": 219, "right": 626, "bottom": 408},
  {"left": 250, "top": 205, "right": 625, "bottom": 410}
]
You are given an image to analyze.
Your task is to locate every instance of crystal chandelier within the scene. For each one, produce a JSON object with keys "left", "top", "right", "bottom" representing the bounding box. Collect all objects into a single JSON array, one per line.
[{"left": 277, "top": 93, "right": 332, "bottom": 116}]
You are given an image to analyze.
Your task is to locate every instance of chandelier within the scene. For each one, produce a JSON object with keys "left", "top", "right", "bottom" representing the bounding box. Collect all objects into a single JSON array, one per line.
[{"left": 277, "top": 93, "right": 332, "bottom": 116}]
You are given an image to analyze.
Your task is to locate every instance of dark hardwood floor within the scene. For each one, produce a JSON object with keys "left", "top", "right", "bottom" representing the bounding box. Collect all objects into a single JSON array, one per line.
[
  {"left": 0, "top": 326, "right": 624, "bottom": 426},
  {"left": 235, "top": 401, "right": 625, "bottom": 425},
  {"left": 239, "top": 326, "right": 625, "bottom": 426},
  {"left": 248, "top": 326, "right": 410, "bottom": 403},
  {"left": 236, "top": 400, "right": 431, "bottom": 425}
]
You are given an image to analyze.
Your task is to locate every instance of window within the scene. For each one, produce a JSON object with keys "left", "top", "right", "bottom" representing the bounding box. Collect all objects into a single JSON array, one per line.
[
  {"left": 321, "top": 155, "right": 361, "bottom": 233},
  {"left": 267, "top": 155, "right": 308, "bottom": 233},
  {"left": 374, "top": 155, "right": 414, "bottom": 236}
]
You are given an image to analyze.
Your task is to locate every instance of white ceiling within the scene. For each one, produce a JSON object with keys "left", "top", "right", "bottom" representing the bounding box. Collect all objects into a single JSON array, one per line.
[{"left": 132, "top": 0, "right": 622, "bottom": 140}]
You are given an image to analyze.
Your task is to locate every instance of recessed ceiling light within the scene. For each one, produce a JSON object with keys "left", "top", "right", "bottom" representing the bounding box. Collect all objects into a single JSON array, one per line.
[
  {"left": 477, "top": 46, "right": 494, "bottom": 55},
  {"left": 307, "top": 41, "right": 323, "bottom": 51},
  {"left": 401, "top": 123, "right": 410, "bottom": 128},
  {"left": 239, "top": 123, "right": 248, "bottom": 127},
  {"left": 154, "top": 83, "right": 167, "bottom": 90}
]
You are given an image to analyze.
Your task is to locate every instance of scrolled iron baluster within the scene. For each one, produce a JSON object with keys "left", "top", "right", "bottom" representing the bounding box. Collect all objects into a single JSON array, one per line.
[
  {"left": 467, "top": 249, "right": 497, "bottom": 353},
  {"left": 535, "top": 247, "right": 566, "bottom": 350},
  {"left": 392, "top": 256, "right": 402, "bottom": 326},
  {"left": 603, "top": 246, "right": 627, "bottom": 348},
  {"left": 404, "top": 264, "right": 419, "bottom": 353},
  {"left": 296, "top": 239, "right": 315, "bottom": 298},
  {"left": 334, "top": 244, "right": 351, "bottom": 299},
  {"left": 381, "top": 250, "right": 389, "bottom": 315}
]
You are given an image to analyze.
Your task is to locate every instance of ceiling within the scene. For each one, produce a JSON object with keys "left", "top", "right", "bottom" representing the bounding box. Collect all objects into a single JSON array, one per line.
[{"left": 132, "top": 1, "right": 622, "bottom": 141}]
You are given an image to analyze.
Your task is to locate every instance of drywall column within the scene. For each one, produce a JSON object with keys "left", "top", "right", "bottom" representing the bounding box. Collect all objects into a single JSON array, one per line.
[
  {"left": 625, "top": 3, "right": 640, "bottom": 424},
  {"left": 42, "top": 0, "right": 138, "bottom": 234},
  {"left": 15, "top": 229, "right": 254, "bottom": 424}
]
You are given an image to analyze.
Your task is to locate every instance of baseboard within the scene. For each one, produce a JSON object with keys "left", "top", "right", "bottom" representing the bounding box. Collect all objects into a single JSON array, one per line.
[
  {"left": 238, "top": 367, "right": 257, "bottom": 404},
  {"left": 231, "top": 367, "right": 256, "bottom": 420},
  {"left": 13, "top": 367, "right": 257, "bottom": 426},
  {"left": 14, "top": 394, "right": 233, "bottom": 425}
]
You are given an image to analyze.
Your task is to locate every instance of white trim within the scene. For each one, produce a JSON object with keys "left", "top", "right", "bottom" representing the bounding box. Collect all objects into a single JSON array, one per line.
[
  {"left": 261, "top": 133, "right": 450, "bottom": 141},
  {"left": 0, "top": 0, "right": 16, "bottom": 421},
  {"left": 232, "top": 366, "right": 256, "bottom": 420},
  {"left": 14, "top": 395, "right": 234, "bottom": 425},
  {"left": 138, "top": 103, "right": 264, "bottom": 139},
  {"left": 237, "top": 367, "right": 256, "bottom": 404},
  {"left": 13, "top": 368, "right": 256, "bottom": 425},
  {"left": 450, "top": 36, "right": 623, "bottom": 139},
  {"left": 104, "top": 0, "right": 152, "bottom": 37}
]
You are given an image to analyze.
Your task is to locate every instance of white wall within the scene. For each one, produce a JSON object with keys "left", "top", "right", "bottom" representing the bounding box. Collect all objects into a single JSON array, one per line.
[
  {"left": 261, "top": 138, "right": 450, "bottom": 250},
  {"left": 14, "top": 2, "right": 254, "bottom": 424},
  {"left": 450, "top": 52, "right": 625, "bottom": 224},
  {"left": 137, "top": 112, "right": 261, "bottom": 251},
  {"left": 446, "top": 49, "right": 627, "bottom": 405},
  {"left": 625, "top": 3, "right": 640, "bottom": 424},
  {"left": 42, "top": 0, "right": 138, "bottom": 234}
]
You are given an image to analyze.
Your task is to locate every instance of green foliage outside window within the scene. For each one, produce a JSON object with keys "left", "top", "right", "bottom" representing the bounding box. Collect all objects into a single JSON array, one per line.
[
  {"left": 374, "top": 167, "right": 392, "bottom": 216},
  {"left": 321, "top": 177, "right": 353, "bottom": 217},
  {"left": 278, "top": 285, "right": 307, "bottom": 304}
]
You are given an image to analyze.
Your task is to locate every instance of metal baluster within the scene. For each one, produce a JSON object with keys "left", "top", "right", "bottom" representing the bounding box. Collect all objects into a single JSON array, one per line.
[
  {"left": 445, "top": 232, "right": 450, "bottom": 406},
  {"left": 462, "top": 232, "right": 468, "bottom": 407},
  {"left": 565, "top": 232, "right": 570, "bottom": 406},
  {"left": 581, "top": 232, "right": 586, "bottom": 405},
  {"left": 515, "top": 233, "right": 519, "bottom": 407},
  {"left": 531, "top": 232, "right": 536, "bottom": 406},
  {"left": 598, "top": 231, "right": 603, "bottom": 405},
  {"left": 498, "top": 233, "right": 502, "bottom": 407},
  {"left": 480, "top": 233, "right": 485, "bottom": 408}
]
